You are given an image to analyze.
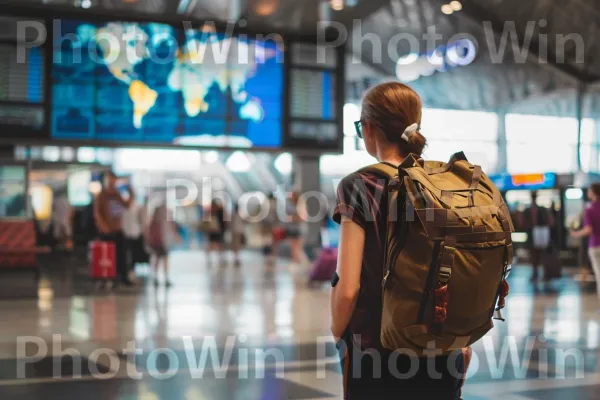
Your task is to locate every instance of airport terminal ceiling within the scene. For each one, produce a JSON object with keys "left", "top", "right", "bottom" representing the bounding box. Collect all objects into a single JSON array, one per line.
[
  {"left": 342, "top": 0, "right": 600, "bottom": 117},
  {"left": 5, "top": 0, "right": 600, "bottom": 118}
]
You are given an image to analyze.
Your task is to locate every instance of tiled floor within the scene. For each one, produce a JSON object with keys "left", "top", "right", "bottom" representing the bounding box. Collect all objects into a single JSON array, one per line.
[{"left": 0, "top": 250, "right": 598, "bottom": 399}]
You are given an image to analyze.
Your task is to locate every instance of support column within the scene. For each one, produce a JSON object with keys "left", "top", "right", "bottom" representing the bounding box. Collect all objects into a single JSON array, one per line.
[
  {"left": 576, "top": 82, "right": 586, "bottom": 171},
  {"left": 593, "top": 118, "right": 600, "bottom": 172},
  {"left": 292, "top": 155, "right": 323, "bottom": 247},
  {"left": 496, "top": 110, "right": 507, "bottom": 174}
]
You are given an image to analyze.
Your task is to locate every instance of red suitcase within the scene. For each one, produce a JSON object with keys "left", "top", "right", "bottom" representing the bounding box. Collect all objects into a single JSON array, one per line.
[{"left": 89, "top": 240, "right": 116, "bottom": 279}]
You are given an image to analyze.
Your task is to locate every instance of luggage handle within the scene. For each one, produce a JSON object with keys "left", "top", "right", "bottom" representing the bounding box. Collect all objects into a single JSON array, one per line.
[
  {"left": 406, "top": 165, "right": 484, "bottom": 206},
  {"left": 400, "top": 153, "right": 483, "bottom": 195}
]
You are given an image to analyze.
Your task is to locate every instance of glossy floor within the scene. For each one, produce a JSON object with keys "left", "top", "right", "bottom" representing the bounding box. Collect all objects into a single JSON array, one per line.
[{"left": 0, "top": 251, "right": 598, "bottom": 399}]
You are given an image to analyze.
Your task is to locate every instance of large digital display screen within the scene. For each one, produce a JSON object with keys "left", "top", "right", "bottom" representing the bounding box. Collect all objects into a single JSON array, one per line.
[
  {"left": 0, "top": 16, "right": 46, "bottom": 133},
  {"left": 51, "top": 20, "right": 283, "bottom": 148}
]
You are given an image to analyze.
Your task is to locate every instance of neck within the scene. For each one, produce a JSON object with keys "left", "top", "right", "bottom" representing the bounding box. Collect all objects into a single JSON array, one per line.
[{"left": 376, "top": 146, "right": 405, "bottom": 166}]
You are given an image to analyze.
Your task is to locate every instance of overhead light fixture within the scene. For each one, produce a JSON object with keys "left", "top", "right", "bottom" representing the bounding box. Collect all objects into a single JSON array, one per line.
[
  {"left": 565, "top": 188, "right": 583, "bottom": 200},
  {"left": 450, "top": 1, "right": 463, "bottom": 11},
  {"left": 274, "top": 153, "right": 292, "bottom": 174},
  {"left": 397, "top": 52, "right": 419, "bottom": 66},
  {"left": 81, "top": 0, "right": 92, "bottom": 8},
  {"left": 254, "top": 0, "right": 279, "bottom": 16},
  {"left": 441, "top": 4, "right": 453, "bottom": 15},
  {"left": 226, "top": 151, "right": 252, "bottom": 173},
  {"left": 331, "top": 0, "right": 344, "bottom": 11},
  {"left": 77, "top": 147, "right": 95, "bottom": 163},
  {"left": 204, "top": 151, "right": 219, "bottom": 164}
]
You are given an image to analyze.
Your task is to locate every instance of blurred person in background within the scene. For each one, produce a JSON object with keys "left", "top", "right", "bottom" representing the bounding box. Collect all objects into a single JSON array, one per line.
[
  {"left": 230, "top": 203, "right": 245, "bottom": 267},
  {"left": 520, "top": 192, "right": 554, "bottom": 282},
  {"left": 206, "top": 199, "right": 227, "bottom": 266},
  {"left": 122, "top": 195, "right": 147, "bottom": 279},
  {"left": 52, "top": 187, "right": 74, "bottom": 251},
  {"left": 145, "top": 193, "right": 181, "bottom": 287},
  {"left": 286, "top": 191, "right": 309, "bottom": 266},
  {"left": 94, "top": 171, "right": 134, "bottom": 287},
  {"left": 572, "top": 182, "right": 600, "bottom": 305},
  {"left": 261, "top": 192, "right": 280, "bottom": 269}
]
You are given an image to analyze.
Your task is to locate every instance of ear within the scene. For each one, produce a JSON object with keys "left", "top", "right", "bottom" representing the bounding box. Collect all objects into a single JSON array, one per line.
[{"left": 362, "top": 120, "right": 375, "bottom": 137}]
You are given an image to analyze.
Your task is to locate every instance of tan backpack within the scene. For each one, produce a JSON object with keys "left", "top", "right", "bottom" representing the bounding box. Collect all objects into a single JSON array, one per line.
[{"left": 362, "top": 152, "right": 514, "bottom": 355}]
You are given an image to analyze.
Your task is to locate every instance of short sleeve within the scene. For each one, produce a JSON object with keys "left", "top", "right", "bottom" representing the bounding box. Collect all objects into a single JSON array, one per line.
[
  {"left": 333, "top": 172, "right": 385, "bottom": 230},
  {"left": 584, "top": 206, "right": 592, "bottom": 227}
]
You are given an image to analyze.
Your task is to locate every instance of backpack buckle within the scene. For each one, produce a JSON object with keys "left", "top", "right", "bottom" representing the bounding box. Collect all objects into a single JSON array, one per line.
[
  {"left": 388, "top": 178, "right": 401, "bottom": 191},
  {"left": 438, "top": 266, "right": 452, "bottom": 283},
  {"left": 503, "top": 265, "right": 512, "bottom": 280}
]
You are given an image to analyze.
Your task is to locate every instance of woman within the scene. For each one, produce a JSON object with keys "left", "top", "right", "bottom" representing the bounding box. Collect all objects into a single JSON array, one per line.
[
  {"left": 286, "top": 192, "right": 309, "bottom": 266},
  {"left": 145, "top": 195, "right": 180, "bottom": 287},
  {"left": 572, "top": 182, "right": 600, "bottom": 302},
  {"left": 230, "top": 203, "right": 245, "bottom": 267},
  {"left": 207, "top": 199, "right": 227, "bottom": 266},
  {"left": 122, "top": 197, "right": 146, "bottom": 277},
  {"left": 52, "top": 188, "right": 74, "bottom": 251},
  {"left": 261, "top": 192, "right": 280, "bottom": 269},
  {"left": 330, "top": 82, "right": 466, "bottom": 399}
]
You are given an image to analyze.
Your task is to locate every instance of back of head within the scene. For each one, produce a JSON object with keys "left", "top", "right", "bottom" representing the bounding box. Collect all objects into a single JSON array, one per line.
[{"left": 361, "top": 82, "right": 427, "bottom": 156}]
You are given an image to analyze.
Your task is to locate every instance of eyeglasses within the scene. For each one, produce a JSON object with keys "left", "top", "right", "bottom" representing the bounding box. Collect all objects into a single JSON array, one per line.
[{"left": 354, "top": 120, "right": 363, "bottom": 139}]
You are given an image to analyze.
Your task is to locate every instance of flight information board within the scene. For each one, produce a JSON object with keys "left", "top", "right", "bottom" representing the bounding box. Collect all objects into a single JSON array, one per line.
[
  {"left": 286, "top": 42, "right": 342, "bottom": 151},
  {"left": 290, "top": 69, "right": 336, "bottom": 120},
  {"left": 51, "top": 20, "right": 284, "bottom": 148},
  {"left": 0, "top": 46, "right": 44, "bottom": 103},
  {"left": 0, "top": 16, "right": 46, "bottom": 133}
]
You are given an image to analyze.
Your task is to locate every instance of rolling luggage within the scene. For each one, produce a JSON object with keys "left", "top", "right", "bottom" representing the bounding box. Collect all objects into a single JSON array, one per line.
[{"left": 89, "top": 240, "right": 116, "bottom": 280}]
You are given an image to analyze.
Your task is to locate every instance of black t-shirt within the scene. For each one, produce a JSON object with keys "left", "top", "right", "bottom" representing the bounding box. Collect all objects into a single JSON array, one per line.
[{"left": 333, "top": 170, "right": 390, "bottom": 350}]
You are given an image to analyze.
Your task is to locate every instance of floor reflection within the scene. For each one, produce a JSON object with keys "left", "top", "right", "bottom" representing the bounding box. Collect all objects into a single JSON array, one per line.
[{"left": 0, "top": 251, "right": 598, "bottom": 400}]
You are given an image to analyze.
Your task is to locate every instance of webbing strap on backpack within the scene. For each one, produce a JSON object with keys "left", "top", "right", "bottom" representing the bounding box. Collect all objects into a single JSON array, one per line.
[{"left": 357, "top": 162, "right": 402, "bottom": 288}]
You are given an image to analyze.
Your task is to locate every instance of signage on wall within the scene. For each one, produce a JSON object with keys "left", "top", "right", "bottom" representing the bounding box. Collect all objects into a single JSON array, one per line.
[{"left": 490, "top": 173, "right": 557, "bottom": 191}]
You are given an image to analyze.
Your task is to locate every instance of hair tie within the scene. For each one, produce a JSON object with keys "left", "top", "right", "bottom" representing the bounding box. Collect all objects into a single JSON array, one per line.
[{"left": 401, "top": 123, "right": 419, "bottom": 142}]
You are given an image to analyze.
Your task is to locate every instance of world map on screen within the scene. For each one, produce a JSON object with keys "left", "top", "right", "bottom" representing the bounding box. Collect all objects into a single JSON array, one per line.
[{"left": 52, "top": 21, "right": 283, "bottom": 148}]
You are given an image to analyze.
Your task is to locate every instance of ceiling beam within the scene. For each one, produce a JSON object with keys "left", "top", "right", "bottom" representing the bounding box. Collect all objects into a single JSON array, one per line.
[
  {"left": 335, "top": 0, "right": 392, "bottom": 29},
  {"left": 166, "top": 0, "right": 182, "bottom": 15},
  {"left": 458, "top": 0, "right": 596, "bottom": 83}
]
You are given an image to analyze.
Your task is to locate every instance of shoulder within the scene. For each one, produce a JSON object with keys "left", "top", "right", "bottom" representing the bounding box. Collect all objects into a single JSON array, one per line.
[
  {"left": 338, "top": 172, "right": 362, "bottom": 189},
  {"left": 585, "top": 202, "right": 599, "bottom": 215},
  {"left": 336, "top": 169, "right": 388, "bottom": 204},
  {"left": 95, "top": 191, "right": 106, "bottom": 203},
  {"left": 340, "top": 166, "right": 389, "bottom": 191}
]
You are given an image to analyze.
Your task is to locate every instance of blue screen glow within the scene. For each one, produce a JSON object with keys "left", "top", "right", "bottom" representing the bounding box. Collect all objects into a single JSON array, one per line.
[{"left": 51, "top": 20, "right": 284, "bottom": 148}]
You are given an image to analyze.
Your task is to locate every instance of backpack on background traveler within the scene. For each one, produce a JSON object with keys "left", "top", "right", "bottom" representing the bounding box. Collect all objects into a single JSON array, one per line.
[{"left": 363, "top": 152, "right": 515, "bottom": 355}]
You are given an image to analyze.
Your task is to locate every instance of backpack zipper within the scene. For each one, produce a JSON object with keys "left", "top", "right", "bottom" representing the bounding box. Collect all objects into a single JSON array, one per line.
[{"left": 456, "top": 244, "right": 506, "bottom": 251}]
